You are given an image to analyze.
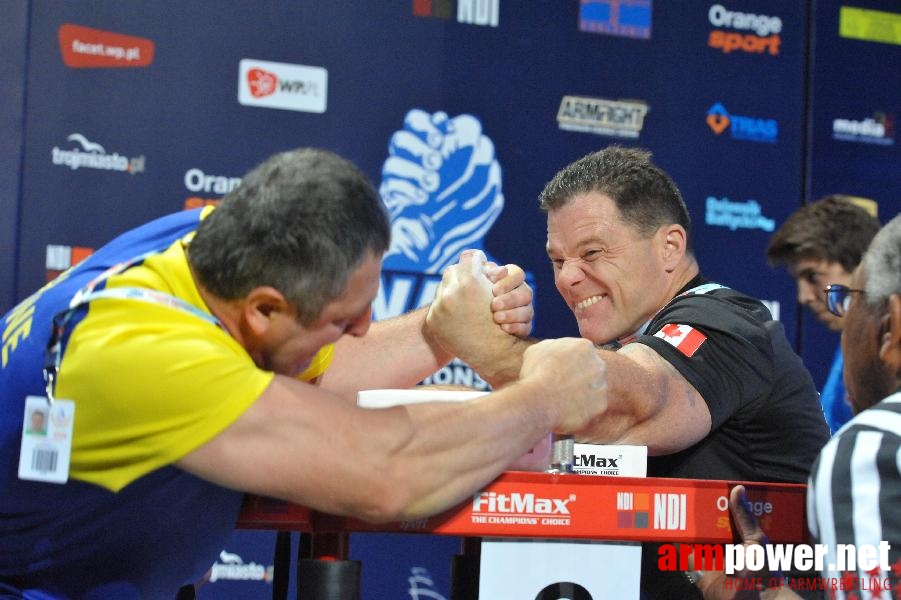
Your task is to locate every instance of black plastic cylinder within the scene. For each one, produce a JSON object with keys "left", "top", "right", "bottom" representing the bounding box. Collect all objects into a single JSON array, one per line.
[{"left": 296, "top": 558, "right": 361, "bottom": 600}]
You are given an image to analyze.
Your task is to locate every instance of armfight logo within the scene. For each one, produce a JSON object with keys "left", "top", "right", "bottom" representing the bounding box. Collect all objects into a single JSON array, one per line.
[
  {"left": 51, "top": 134, "right": 145, "bottom": 175},
  {"left": 557, "top": 95, "right": 649, "bottom": 139}
]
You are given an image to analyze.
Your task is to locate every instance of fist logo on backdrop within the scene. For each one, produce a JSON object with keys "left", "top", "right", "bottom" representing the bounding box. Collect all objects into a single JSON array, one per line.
[
  {"left": 380, "top": 109, "right": 504, "bottom": 274},
  {"left": 374, "top": 108, "right": 511, "bottom": 389},
  {"left": 535, "top": 581, "right": 593, "bottom": 599}
]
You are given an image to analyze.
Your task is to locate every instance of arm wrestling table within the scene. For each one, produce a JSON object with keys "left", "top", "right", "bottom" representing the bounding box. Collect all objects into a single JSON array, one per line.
[{"left": 236, "top": 471, "right": 808, "bottom": 600}]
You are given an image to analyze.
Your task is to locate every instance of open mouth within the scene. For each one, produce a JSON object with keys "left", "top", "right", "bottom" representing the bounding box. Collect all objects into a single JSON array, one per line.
[{"left": 575, "top": 294, "right": 607, "bottom": 310}]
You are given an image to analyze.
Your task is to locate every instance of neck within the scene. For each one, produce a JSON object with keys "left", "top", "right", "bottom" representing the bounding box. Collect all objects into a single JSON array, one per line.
[{"left": 189, "top": 262, "right": 245, "bottom": 344}]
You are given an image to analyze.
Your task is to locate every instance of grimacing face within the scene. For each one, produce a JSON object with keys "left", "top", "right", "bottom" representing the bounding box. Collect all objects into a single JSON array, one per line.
[
  {"left": 546, "top": 192, "right": 671, "bottom": 345},
  {"left": 256, "top": 253, "right": 381, "bottom": 377}
]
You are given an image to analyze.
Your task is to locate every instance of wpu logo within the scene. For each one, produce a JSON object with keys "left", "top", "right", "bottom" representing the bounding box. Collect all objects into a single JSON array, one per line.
[
  {"left": 238, "top": 59, "right": 327, "bottom": 113},
  {"left": 51, "top": 133, "right": 145, "bottom": 175}
]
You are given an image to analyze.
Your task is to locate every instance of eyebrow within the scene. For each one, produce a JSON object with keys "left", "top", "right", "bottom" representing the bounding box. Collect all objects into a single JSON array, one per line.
[{"left": 547, "top": 235, "right": 607, "bottom": 257}]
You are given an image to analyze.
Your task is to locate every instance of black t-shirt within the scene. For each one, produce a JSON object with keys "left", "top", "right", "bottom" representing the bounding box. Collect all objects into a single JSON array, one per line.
[{"left": 636, "top": 275, "right": 830, "bottom": 600}]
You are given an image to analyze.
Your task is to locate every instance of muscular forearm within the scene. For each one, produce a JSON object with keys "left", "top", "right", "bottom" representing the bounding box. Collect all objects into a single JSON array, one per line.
[
  {"left": 321, "top": 307, "right": 452, "bottom": 398},
  {"left": 575, "top": 345, "right": 711, "bottom": 455}
]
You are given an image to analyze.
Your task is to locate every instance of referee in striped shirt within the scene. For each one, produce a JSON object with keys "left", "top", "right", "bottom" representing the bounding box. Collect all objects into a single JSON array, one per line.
[{"left": 698, "top": 214, "right": 901, "bottom": 600}]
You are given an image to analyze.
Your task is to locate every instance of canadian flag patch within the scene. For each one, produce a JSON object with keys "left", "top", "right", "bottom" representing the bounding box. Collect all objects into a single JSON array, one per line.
[{"left": 653, "top": 323, "right": 707, "bottom": 357}]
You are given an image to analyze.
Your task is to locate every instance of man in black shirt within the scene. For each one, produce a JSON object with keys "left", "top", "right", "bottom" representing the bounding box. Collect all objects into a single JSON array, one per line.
[{"left": 427, "top": 146, "right": 830, "bottom": 599}]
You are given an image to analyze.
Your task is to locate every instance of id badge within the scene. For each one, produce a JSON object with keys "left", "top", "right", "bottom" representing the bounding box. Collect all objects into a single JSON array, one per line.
[{"left": 18, "top": 395, "right": 75, "bottom": 484}]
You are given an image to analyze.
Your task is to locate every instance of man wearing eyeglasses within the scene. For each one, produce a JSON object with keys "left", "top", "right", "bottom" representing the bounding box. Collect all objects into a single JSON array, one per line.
[
  {"left": 766, "top": 196, "right": 881, "bottom": 433},
  {"left": 697, "top": 214, "right": 901, "bottom": 600}
]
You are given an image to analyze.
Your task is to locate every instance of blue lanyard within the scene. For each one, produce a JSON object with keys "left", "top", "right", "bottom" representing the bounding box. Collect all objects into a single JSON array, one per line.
[{"left": 43, "top": 251, "right": 221, "bottom": 404}]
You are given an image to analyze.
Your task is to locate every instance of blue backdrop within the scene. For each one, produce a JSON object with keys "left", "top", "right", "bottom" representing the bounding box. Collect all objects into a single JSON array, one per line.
[{"left": 2, "top": 1, "right": 900, "bottom": 597}]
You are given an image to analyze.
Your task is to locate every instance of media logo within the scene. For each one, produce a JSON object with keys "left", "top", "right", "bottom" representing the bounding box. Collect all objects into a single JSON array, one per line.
[
  {"left": 557, "top": 96, "right": 649, "bottom": 139},
  {"left": 579, "top": 0, "right": 652, "bottom": 40},
  {"left": 707, "top": 4, "right": 782, "bottom": 55},
  {"left": 46, "top": 244, "right": 94, "bottom": 282},
  {"left": 58, "top": 24, "right": 155, "bottom": 68},
  {"left": 208, "top": 550, "right": 273, "bottom": 583},
  {"left": 705, "top": 196, "right": 775, "bottom": 232},
  {"left": 51, "top": 134, "right": 145, "bottom": 174},
  {"left": 413, "top": 0, "right": 499, "bottom": 27},
  {"left": 617, "top": 492, "right": 687, "bottom": 530},
  {"left": 238, "top": 59, "right": 327, "bottom": 113},
  {"left": 706, "top": 103, "right": 778, "bottom": 143},
  {"left": 832, "top": 112, "right": 895, "bottom": 146}
]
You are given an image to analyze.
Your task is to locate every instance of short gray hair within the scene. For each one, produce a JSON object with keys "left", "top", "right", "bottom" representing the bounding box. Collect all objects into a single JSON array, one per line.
[{"left": 862, "top": 214, "right": 901, "bottom": 309}]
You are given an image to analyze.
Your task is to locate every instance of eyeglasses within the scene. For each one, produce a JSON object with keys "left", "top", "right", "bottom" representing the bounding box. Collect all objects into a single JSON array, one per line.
[{"left": 825, "top": 284, "right": 866, "bottom": 317}]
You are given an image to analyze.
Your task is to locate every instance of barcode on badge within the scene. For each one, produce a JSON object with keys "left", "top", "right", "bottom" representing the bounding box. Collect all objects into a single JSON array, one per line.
[{"left": 32, "top": 448, "right": 58, "bottom": 473}]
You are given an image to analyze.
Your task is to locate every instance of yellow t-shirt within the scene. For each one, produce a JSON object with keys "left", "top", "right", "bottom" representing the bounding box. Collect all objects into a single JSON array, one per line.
[{"left": 57, "top": 239, "right": 333, "bottom": 491}]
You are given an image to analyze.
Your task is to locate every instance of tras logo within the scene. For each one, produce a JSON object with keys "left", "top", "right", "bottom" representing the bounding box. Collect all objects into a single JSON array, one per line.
[
  {"left": 238, "top": 59, "right": 327, "bottom": 113},
  {"left": 706, "top": 103, "right": 778, "bottom": 144}
]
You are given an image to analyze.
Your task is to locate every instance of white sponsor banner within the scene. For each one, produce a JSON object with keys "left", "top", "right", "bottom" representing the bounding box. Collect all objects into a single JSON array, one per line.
[
  {"left": 238, "top": 58, "right": 327, "bottom": 113},
  {"left": 480, "top": 444, "right": 646, "bottom": 599}
]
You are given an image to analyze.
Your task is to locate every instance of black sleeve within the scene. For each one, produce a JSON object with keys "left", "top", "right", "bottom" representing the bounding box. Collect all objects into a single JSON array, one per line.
[{"left": 633, "top": 291, "right": 775, "bottom": 430}]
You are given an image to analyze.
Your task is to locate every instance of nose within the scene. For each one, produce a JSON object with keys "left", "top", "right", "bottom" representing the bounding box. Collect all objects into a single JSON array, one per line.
[
  {"left": 346, "top": 306, "right": 373, "bottom": 338},
  {"left": 796, "top": 280, "right": 819, "bottom": 305},
  {"left": 556, "top": 260, "right": 587, "bottom": 288}
]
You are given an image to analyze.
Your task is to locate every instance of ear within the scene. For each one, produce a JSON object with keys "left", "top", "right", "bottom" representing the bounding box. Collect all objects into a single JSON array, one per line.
[
  {"left": 878, "top": 294, "right": 901, "bottom": 378},
  {"left": 241, "top": 286, "right": 293, "bottom": 337},
  {"left": 660, "top": 224, "right": 687, "bottom": 271}
]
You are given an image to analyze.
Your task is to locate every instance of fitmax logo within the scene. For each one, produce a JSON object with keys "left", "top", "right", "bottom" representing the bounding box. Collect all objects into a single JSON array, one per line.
[
  {"left": 472, "top": 492, "right": 574, "bottom": 514},
  {"left": 574, "top": 455, "right": 618, "bottom": 468}
]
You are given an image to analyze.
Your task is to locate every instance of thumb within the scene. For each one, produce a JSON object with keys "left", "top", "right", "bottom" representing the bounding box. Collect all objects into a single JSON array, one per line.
[{"left": 730, "top": 485, "right": 768, "bottom": 546}]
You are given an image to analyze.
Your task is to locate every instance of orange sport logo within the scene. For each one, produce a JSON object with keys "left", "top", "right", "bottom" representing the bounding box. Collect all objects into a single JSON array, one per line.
[{"left": 707, "top": 4, "right": 782, "bottom": 56}]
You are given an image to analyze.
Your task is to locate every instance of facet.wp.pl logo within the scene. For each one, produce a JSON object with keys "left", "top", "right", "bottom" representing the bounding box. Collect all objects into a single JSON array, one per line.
[{"left": 706, "top": 102, "right": 778, "bottom": 143}]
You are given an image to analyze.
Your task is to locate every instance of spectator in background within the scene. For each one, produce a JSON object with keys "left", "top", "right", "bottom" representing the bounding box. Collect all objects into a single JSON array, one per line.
[{"left": 766, "top": 195, "right": 881, "bottom": 433}]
